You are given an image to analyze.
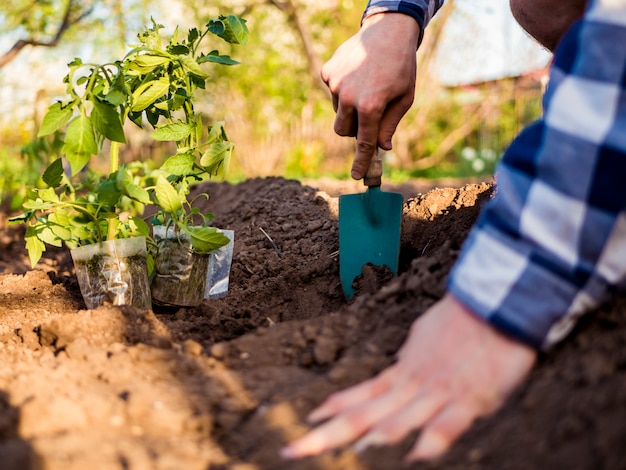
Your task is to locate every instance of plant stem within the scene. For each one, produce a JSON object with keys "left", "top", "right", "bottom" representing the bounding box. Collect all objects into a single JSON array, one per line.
[
  {"left": 110, "top": 141, "right": 120, "bottom": 174},
  {"left": 107, "top": 141, "right": 120, "bottom": 241}
]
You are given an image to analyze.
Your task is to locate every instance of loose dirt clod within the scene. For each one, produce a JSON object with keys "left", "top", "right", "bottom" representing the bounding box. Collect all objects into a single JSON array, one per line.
[
  {"left": 352, "top": 263, "right": 394, "bottom": 298},
  {"left": 0, "top": 177, "right": 625, "bottom": 470}
]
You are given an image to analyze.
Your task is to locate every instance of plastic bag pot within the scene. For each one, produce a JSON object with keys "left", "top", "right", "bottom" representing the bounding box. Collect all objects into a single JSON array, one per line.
[
  {"left": 70, "top": 237, "right": 152, "bottom": 310},
  {"left": 151, "top": 226, "right": 234, "bottom": 307}
]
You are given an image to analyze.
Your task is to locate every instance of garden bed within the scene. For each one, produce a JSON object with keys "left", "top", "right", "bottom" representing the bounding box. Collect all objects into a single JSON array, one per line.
[{"left": 0, "top": 176, "right": 624, "bottom": 469}]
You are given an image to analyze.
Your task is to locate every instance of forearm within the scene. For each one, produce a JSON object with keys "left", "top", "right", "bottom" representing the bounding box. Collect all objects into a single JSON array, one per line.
[{"left": 510, "top": 0, "right": 588, "bottom": 51}]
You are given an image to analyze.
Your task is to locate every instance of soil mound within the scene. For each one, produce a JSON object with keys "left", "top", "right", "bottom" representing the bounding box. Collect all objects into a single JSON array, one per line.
[{"left": 0, "top": 177, "right": 624, "bottom": 469}]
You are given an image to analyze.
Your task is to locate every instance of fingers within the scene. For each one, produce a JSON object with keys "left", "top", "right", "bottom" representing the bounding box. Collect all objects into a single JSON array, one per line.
[
  {"left": 407, "top": 402, "right": 476, "bottom": 462},
  {"left": 323, "top": 67, "right": 389, "bottom": 180},
  {"left": 281, "top": 412, "right": 359, "bottom": 459},
  {"left": 378, "top": 93, "right": 415, "bottom": 151},
  {"left": 322, "top": 60, "right": 404, "bottom": 180},
  {"left": 351, "top": 141, "right": 377, "bottom": 180},
  {"left": 280, "top": 297, "right": 537, "bottom": 463},
  {"left": 342, "top": 96, "right": 412, "bottom": 180},
  {"left": 332, "top": 98, "right": 380, "bottom": 180},
  {"left": 308, "top": 367, "right": 396, "bottom": 423},
  {"left": 352, "top": 390, "right": 447, "bottom": 452},
  {"left": 281, "top": 369, "right": 399, "bottom": 459}
]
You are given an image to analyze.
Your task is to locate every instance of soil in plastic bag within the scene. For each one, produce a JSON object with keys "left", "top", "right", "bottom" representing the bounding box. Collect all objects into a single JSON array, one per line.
[
  {"left": 152, "top": 227, "right": 211, "bottom": 307},
  {"left": 71, "top": 237, "right": 151, "bottom": 310},
  {"left": 151, "top": 227, "right": 235, "bottom": 307}
]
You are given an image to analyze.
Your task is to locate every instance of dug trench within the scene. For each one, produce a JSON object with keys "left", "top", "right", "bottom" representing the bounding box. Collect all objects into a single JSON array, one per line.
[{"left": 0, "top": 176, "right": 624, "bottom": 469}]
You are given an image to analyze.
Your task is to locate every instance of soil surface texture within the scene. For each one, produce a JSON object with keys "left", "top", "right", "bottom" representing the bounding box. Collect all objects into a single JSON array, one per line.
[{"left": 0, "top": 176, "right": 625, "bottom": 470}]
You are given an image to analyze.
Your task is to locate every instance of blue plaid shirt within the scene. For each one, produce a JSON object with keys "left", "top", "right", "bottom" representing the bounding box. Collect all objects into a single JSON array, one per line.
[
  {"left": 448, "top": 0, "right": 626, "bottom": 349},
  {"left": 371, "top": 0, "right": 626, "bottom": 349}
]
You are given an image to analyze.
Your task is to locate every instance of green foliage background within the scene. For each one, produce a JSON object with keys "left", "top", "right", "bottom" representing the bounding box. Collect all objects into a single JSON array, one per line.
[{"left": 0, "top": 0, "right": 545, "bottom": 207}]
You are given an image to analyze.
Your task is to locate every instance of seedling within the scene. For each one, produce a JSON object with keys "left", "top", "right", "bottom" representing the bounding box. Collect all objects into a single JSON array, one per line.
[
  {"left": 10, "top": 15, "right": 248, "bottom": 265},
  {"left": 10, "top": 15, "right": 247, "bottom": 308}
]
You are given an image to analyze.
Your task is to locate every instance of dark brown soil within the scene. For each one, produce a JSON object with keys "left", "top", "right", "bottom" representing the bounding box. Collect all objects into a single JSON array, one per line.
[{"left": 0, "top": 176, "right": 624, "bottom": 470}]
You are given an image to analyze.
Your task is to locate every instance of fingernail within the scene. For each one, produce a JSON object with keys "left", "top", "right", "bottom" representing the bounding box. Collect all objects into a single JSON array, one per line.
[
  {"left": 352, "top": 432, "right": 383, "bottom": 454},
  {"left": 351, "top": 169, "right": 362, "bottom": 180}
]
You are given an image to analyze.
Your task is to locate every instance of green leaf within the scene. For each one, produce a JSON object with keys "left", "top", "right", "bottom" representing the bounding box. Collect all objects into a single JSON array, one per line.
[
  {"left": 91, "top": 100, "right": 127, "bottom": 143},
  {"left": 189, "top": 74, "right": 206, "bottom": 90},
  {"left": 200, "top": 141, "right": 233, "bottom": 178},
  {"left": 124, "top": 183, "right": 151, "bottom": 205},
  {"left": 206, "top": 121, "right": 228, "bottom": 144},
  {"left": 35, "top": 225, "right": 63, "bottom": 247},
  {"left": 153, "top": 101, "right": 169, "bottom": 111},
  {"left": 49, "top": 212, "right": 73, "bottom": 241},
  {"left": 154, "top": 175, "right": 182, "bottom": 214},
  {"left": 105, "top": 89, "right": 126, "bottom": 106},
  {"left": 167, "top": 89, "right": 187, "bottom": 111},
  {"left": 151, "top": 122, "right": 193, "bottom": 142},
  {"left": 129, "top": 54, "right": 171, "bottom": 73},
  {"left": 207, "top": 15, "right": 249, "bottom": 45},
  {"left": 64, "top": 115, "right": 98, "bottom": 175},
  {"left": 38, "top": 102, "right": 73, "bottom": 137},
  {"left": 8, "top": 212, "right": 31, "bottom": 224},
  {"left": 117, "top": 169, "right": 151, "bottom": 204},
  {"left": 131, "top": 78, "right": 170, "bottom": 112},
  {"left": 105, "top": 69, "right": 129, "bottom": 106},
  {"left": 146, "top": 108, "right": 160, "bottom": 127},
  {"left": 42, "top": 158, "right": 64, "bottom": 187},
  {"left": 168, "top": 44, "right": 190, "bottom": 55},
  {"left": 127, "top": 216, "right": 150, "bottom": 237},
  {"left": 161, "top": 152, "right": 195, "bottom": 176},
  {"left": 69, "top": 216, "right": 96, "bottom": 241},
  {"left": 68, "top": 57, "right": 83, "bottom": 67},
  {"left": 198, "top": 51, "right": 240, "bottom": 66},
  {"left": 177, "top": 55, "right": 208, "bottom": 79},
  {"left": 129, "top": 111, "right": 143, "bottom": 128},
  {"left": 98, "top": 178, "right": 122, "bottom": 205},
  {"left": 182, "top": 225, "right": 229, "bottom": 254},
  {"left": 25, "top": 226, "right": 45, "bottom": 267},
  {"left": 37, "top": 187, "right": 60, "bottom": 203},
  {"left": 22, "top": 199, "right": 53, "bottom": 211},
  {"left": 187, "top": 28, "right": 200, "bottom": 44}
]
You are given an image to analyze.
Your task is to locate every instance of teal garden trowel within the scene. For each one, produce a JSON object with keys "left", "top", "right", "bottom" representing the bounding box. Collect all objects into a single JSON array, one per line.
[{"left": 339, "top": 149, "right": 403, "bottom": 299}]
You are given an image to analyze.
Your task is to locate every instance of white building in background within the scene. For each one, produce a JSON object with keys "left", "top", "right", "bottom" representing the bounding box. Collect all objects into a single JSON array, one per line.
[{"left": 432, "top": 0, "right": 552, "bottom": 86}]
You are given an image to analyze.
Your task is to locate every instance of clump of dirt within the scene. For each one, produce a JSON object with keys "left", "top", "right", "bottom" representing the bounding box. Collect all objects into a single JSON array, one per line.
[
  {"left": 352, "top": 263, "right": 394, "bottom": 297},
  {"left": 0, "top": 176, "right": 624, "bottom": 470}
]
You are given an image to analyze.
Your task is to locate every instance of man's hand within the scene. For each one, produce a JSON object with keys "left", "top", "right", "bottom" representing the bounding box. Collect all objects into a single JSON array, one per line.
[
  {"left": 320, "top": 13, "right": 420, "bottom": 180},
  {"left": 281, "top": 294, "right": 537, "bottom": 462}
]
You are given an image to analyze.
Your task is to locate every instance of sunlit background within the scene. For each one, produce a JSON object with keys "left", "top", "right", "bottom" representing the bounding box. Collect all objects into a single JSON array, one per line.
[{"left": 0, "top": 0, "right": 552, "bottom": 208}]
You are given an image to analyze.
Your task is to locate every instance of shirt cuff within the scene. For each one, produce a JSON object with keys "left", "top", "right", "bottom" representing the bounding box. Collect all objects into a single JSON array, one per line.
[
  {"left": 362, "top": 0, "right": 442, "bottom": 46},
  {"left": 446, "top": 223, "right": 607, "bottom": 350}
]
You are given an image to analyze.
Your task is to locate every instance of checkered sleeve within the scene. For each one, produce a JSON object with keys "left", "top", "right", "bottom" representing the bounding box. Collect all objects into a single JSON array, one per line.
[
  {"left": 362, "top": 0, "right": 444, "bottom": 45},
  {"left": 447, "top": 0, "right": 626, "bottom": 349}
]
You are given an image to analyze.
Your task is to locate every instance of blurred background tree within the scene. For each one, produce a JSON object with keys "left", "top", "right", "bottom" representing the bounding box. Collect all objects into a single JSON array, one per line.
[{"left": 0, "top": 0, "right": 549, "bottom": 208}]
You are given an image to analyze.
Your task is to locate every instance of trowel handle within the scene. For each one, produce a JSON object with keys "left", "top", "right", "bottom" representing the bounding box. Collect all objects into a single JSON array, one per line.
[{"left": 363, "top": 148, "right": 383, "bottom": 187}]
